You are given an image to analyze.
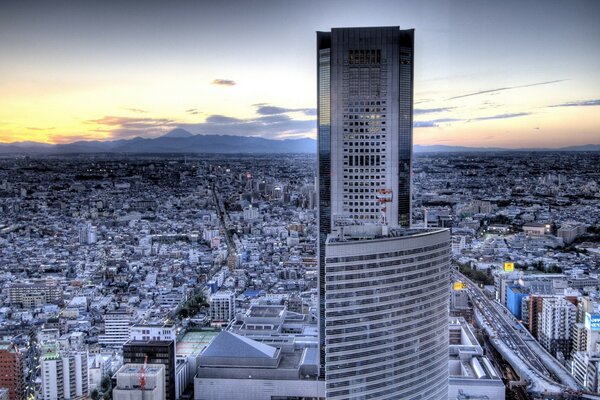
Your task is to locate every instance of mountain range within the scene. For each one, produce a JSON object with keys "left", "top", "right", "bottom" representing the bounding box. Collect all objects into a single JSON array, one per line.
[{"left": 0, "top": 129, "right": 599, "bottom": 154}]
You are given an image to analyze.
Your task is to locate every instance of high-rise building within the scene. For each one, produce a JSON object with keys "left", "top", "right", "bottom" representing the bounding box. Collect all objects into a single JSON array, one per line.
[
  {"left": 324, "top": 225, "right": 450, "bottom": 399},
  {"left": 40, "top": 343, "right": 89, "bottom": 400},
  {"left": 539, "top": 297, "right": 576, "bottom": 359},
  {"left": 122, "top": 340, "right": 176, "bottom": 400},
  {"left": 317, "top": 25, "right": 415, "bottom": 377},
  {"left": 0, "top": 342, "right": 24, "bottom": 400},
  {"left": 317, "top": 26, "right": 450, "bottom": 399},
  {"left": 317, "top": 26, "right": 414, "bottom": 230}
]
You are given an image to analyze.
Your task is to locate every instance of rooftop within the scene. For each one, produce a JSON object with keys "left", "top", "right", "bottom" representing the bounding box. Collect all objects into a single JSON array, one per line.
[{"left": 176, "top": 330, "right": 219, "bottom": 357}]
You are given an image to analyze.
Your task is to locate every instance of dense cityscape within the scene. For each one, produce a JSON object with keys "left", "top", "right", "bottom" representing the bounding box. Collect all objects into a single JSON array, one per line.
[
  {"left": 1, "top": 1, "right": 599, "bottom": 399},
  {"left": 0, "top": 150, "right": 598, "bottom": 399}
]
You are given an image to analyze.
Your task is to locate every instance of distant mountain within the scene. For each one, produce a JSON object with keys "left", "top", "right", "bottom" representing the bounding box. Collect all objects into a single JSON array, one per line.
[
  {"left": 0, "top": 129, "right": 316, "bottom": 154},
  {"left": 413, "top": 145, "right": 506, "bottom": 153},
  {"left": 413, "top": 143, "right": 600, "bottom": 153},
  {"left": 161, "top": 128, "right": 194, "bottom": 138},
  {"left": 0, "top": 130, "right": 598, "bottom": 155}
]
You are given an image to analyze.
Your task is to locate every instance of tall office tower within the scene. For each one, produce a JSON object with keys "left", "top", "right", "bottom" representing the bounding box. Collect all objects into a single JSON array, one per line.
[
  {"left": 0, "top": 342, "right": 24, "bottom": 400},
  {"left": 318, "top": 26, "right": 414, "bottom": 230},
  {"left": 317, "top": 27, "right": 450, "bottom": 399}
]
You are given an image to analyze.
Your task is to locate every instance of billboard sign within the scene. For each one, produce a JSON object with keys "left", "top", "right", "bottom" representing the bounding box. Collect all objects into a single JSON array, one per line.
[
  {"left": 453, "top": 281, "right": 467, "bottom": 291},
  {"left": 585, "top": 313, "right": 600, "bottom": 331},
  {"left": 504, "top": 262, "right": 514, "bottom": 272}
]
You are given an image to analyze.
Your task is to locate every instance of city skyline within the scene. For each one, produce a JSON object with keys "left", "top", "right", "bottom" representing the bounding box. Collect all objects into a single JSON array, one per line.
[{"left": 1, "top": 0, "right": 599, "bottom": 148}]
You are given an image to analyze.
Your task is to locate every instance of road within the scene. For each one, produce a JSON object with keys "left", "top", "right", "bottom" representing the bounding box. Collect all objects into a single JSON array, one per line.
[
  {"left": 452, "top": 268, "right": 590, "bottom": 397},
  {"left": 210, "top": 183, "right": 238, "bottom": 267}
]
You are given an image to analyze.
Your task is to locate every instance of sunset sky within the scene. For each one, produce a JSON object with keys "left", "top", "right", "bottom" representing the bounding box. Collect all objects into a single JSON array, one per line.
[{"left": 1, "top": 0, "right": 599, "bottom": 148}]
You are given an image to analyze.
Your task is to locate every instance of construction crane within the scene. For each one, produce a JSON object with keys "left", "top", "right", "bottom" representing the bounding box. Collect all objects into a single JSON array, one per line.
[{"left": 139, "top": 354, "right": 148, "bottom": 400}]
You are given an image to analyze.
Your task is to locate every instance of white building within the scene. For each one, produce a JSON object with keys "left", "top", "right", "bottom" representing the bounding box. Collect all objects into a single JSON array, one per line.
[
  {"left": 130, "top": 322, "right": 177, "bottom": 345},
  {"left": 243, "top": 206, "right": 259, "bottom": 221},
  {"left": 209, "top": 291, "right": 236, "bottom": 323},
  {"left": 539, "top": 297, "right": 576, "bottom": 358},
  {"left": 113, "top": 363, "right": 166, "bottom": 400},
  {"left": 78, "top": 223, "right": 97, "bottom": 244},
  {"left": 99, "top": 310, "right": 131, "bottom": 348},
  {"left": 41, "top": 343, "right": 89, "bottom": 400}
]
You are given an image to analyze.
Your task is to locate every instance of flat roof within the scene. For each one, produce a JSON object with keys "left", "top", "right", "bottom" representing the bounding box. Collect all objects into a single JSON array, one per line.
[{"left": 176, "top": 330, "right": 219, "bottom": 357}]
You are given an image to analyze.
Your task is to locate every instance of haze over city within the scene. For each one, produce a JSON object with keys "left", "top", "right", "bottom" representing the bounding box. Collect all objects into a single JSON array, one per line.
[{"left": 1, "top": 0, "right": 599, "bottom": 148}]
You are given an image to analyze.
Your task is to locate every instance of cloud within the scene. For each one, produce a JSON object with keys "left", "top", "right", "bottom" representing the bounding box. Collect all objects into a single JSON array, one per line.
[
  {"left": 86, "top": 116, "right": 176, "bottom": 139},
  {"left": 122, "top": 107, "right": 147, "bottom": 113},
  {"left": 414, "top": 107, "right": 454, "bottom": 115},
  {"left": 212, "top": 79, "right": 236, "bottom": 86},
  {"left": 447, "top": 79, "right": 567, "bottom": 100},
  {"left": 27, "top": 126, "right": 54, "bottom": 131},
  {"left": 470, "top": 112, "right": 530, "bottom": 121},
  {"left": 49, "top": 134, "right": 99, "bottom": 144},
  {"left": 185, "top": 108, "right": 203, "bottom": 115},
  {"left": 255, "top": 104, "right": 316, "bottom": 116},
  {"left": 414, "top": 112, "right": 530, "bottom": 127},
  {"left": 548, "top": 99, "right": 600, "bottom": 107},
  {"left": 180, "top": 113, "right": 315, "bottom": 139},
  {"left": 414, "top": 118, "right": 462, "bottom": 128}
]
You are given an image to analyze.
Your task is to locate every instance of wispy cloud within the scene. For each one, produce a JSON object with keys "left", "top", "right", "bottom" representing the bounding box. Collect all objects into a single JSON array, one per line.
[
  {"left": 27, "top": 126, "right": 54, "bottom": 131},
  {"left": 254, "top": 104, "right": 316, "bottom": 116},
  {"left": 185, "top": 108, "right": 203, "bottom": 115},
  {"left": 548, "top": 99, "right": 600, "bottom": 107},
  {"left": 122, "top": 107, "right": 147, "bottom": 113},
  {"left": 414, "top": 112, "right": 531, "bottom": 127},
  {"left": 414, "top": 107, "right": 454, "bottom": 115},
  {"left": 86, "top": 116, "right": 176, "bottom": 139},
  {"left": 447, "top": 79, "right": 567, "bottom": 100},
  {"left": 84, "top": 101, "right": 318, "bottom": 140},
  {"left": 414, "top": 118, "right": 462, "bottom": 128},
  {"left": 212, "top": 79, "right": 236, "bottom": 86},
  {"left": 470, "top": 112, "right": 530, "bottom": 121},
  {"left": 180, "top": 113, "right": 315, "bottom": 139}
]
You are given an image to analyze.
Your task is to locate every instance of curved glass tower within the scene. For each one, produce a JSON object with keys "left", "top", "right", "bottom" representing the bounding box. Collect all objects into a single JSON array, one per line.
[{"left": 324, "top": 227, "right": 451, "bottom": 399}]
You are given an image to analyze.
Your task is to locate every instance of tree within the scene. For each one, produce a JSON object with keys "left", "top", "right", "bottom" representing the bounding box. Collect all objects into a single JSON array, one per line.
[
  {"left": 91, "top": 389, "right": 99, "bottom": 400},
  {"left": 100, "top": 375, "right": 111, "bottom": 392}
]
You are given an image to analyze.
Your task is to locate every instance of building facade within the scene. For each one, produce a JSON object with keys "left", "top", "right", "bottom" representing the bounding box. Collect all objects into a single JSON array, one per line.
[
  {"left": 209, "top": 291, "right": 236, "bottom": 323},
  {"left": 316, "top": 26, "right": 451, "bottom": 398},
  {"left": 317, "top": 26, "right": 414, "bottom": 229},
  {"left": 539, "top": 297, "right": 576, "bottom": 359},
  {"left": 0, "top": 343, "right": 24, "bottom": 400},
  {"left": 324, "top": 226, "right": 451, "bottom": 399},
  {"left": 317, "top": 25, "right": 415, "bottom": 377},
  {"left": 113, "top": 364, "right": 166, "bottom": 400},
  {"left": 122, "top": 340, "right": 176, "bottom": 400},
  {"left": 40, "top": 344, "right": 89, "bottom": 400},
  {"left": 98, "top": 310, "right": 131, "bottom": 348}
]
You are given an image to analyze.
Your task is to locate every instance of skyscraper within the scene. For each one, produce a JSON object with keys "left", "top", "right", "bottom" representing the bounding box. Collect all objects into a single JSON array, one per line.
[
  {"left": 317, "top": 26, "right": 450, "bottom": 399},
  {"left": 318, "top": 26, "right": 414, "bottom": 231}
]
